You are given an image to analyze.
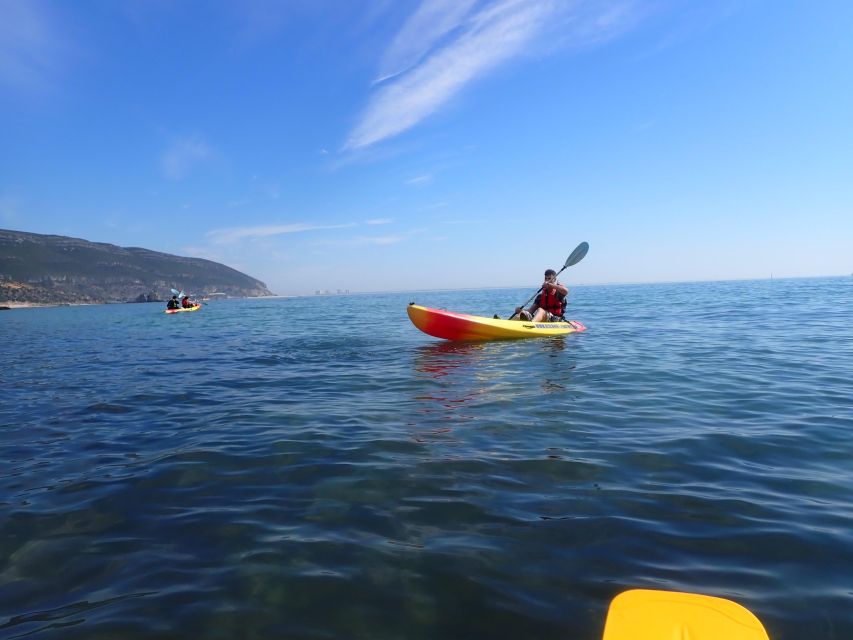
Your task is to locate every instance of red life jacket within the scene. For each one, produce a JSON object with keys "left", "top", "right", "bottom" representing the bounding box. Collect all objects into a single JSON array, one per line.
[{"left": 537, "top": 286, "right": 565, "bottom": 316}]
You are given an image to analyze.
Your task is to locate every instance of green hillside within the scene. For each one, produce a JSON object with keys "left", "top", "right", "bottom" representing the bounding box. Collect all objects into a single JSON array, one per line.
[{"left": 0, "top": 229, "right": 274, "bottom": 304}]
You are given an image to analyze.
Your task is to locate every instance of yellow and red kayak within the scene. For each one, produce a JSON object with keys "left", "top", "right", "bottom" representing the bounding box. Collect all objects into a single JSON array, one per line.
[
  {"left": 164, "top": 304, "right": 201, "bottom": 314},
  {"left": 407, "top": 303, "right": 586, "bottom": 341}
]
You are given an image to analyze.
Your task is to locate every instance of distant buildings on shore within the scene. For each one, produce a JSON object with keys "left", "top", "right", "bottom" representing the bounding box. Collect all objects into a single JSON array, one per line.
[{"left": 314, "top": 289, "right": 350, "bottom": 295}]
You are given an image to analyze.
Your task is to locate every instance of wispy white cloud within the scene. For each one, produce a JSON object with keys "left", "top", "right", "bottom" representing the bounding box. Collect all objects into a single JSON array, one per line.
[
  {"left": 0, "top": 0, "right": 68, "bottom": 91},
  {"left": 206, "top": 222, "right": 356, "bottom": 245},
  {"left": 406, "top": 174, "right": 433, "bottom": 186},
  {"left": 365, "top": 218, "right": 394, "bottom": 225},
  {"left": 161, "top": 137, "right": 214, "bottom": 180},
  {"left": 356, "top": 235, "right": 405, "bottom": 246},
  {"left": 441, "top": 218, "right": 481, "bottom": 225},
  {"left": 346, "top": 0, "right": 647, "bottom": 151},
  {"left": 311, "top": 226, "right": 426, "bottom": 248},
  {"left": 547, "top": 1, "right": 647, "bottom": 53},
  {"left": 374, "top": 0, "right": 479, "bottom": 84},
  {"left": 636, "top": 3, "right": 740, "bottom": 59},
  {"left": 346, "top": 0, "right": 553, "bottom": 151}
]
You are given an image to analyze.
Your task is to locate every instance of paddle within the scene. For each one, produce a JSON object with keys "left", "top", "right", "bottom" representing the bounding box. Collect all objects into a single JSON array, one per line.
[
  {"left": 509, "top": 241, "right": 589, "bottom": 319},
  {"left": 602, "top": 589, "right": 769, "bottom": 640}
]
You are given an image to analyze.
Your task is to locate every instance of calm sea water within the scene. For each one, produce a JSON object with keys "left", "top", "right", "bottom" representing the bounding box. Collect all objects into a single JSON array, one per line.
[{"left": 2, "top": 277, "right": 852, "bottom": 640}]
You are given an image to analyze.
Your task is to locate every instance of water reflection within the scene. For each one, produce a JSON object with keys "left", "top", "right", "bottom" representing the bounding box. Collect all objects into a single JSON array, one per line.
[
  {"left": 409, "top": 338, "right": 579, "bottom": 442},
  {"left": 541, "top": 336, "right": 566, "bottom": 354},
  {"left": 412, "top": 340, "right": 490, "bottom": 379},
  {"left": 541, "top": 378, "right": 566, "bottom": 393},
  {"left": 409, "top": 341, "right": 496, "bottom": 445},
  {"left": 410, "top": 342, "right": 490, "bottom": 438},
  {"left": 540, "top": 337, "right": 571, "bottom": 393}
]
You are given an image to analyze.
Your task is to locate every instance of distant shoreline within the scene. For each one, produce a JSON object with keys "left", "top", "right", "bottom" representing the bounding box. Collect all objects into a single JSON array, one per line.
[
  {"left": 0, "top": 301, "right": 101, "bottom": 309},
  {"left": 0, "top": 297, "right": 268, "bottom": 309},
  {"left": 2, "top": 275, "right": 847, "bottom": 308},
  {"left": 0, "top": 300, "right": 166, "bottom": 309}
]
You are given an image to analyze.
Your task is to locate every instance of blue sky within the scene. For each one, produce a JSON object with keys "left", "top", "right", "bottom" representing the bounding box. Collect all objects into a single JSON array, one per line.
[{"left": 1, "top": 0, "right": 851, "bottom": 295}]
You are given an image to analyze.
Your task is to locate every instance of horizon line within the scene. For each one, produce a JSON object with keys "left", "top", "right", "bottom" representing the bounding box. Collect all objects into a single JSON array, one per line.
[{"left": 268, "top": 273, "right": 849, "bottom": 298}]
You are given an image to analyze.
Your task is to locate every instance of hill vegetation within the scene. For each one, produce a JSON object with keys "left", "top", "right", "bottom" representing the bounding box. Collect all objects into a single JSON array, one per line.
[{"left": 0, "top": 229, "right": 273, "bottom": 305}]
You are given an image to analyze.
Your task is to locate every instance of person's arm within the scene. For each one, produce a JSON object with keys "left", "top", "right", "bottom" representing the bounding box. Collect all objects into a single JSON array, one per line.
[
  {"left": 526, "top": 292, "right": 542, "bottom": 315},
  {"left": 551, "top": 281, "right": 568, "bottom": 297}
]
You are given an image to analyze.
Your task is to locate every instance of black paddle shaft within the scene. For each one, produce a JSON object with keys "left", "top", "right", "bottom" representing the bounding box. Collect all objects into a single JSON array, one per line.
[{"left": 509, "top": 241, "right": 589, "bottom": 319}]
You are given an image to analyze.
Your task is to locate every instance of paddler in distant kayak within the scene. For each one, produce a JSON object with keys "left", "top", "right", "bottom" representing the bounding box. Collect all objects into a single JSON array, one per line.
[
  {"left": 166, "top": 295, "right": 180, "bottom": 310},
  {"left": 181, "top": 295, "right": 193, "bottom": 308},
  {"left": 514, "top": 268, "right": 568, "bottom": 322}
]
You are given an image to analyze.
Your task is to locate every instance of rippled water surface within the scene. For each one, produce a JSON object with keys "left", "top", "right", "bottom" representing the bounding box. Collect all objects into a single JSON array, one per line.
[{"left": 2, "top": 277, "right": 852, "bottom": 639}]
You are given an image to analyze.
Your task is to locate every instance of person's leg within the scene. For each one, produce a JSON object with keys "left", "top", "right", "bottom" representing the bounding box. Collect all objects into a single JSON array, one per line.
[{"left": 531, "top": 308, "right": 548, "bottom": 322}]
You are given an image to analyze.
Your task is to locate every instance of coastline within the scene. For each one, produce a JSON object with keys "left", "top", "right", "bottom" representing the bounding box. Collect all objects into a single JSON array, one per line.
[
  {"left": 0, "top": 302, "right": 53, "bottom": 309},
  {"left": 0, "top": 301, "right": 100, "bottom": 309}
]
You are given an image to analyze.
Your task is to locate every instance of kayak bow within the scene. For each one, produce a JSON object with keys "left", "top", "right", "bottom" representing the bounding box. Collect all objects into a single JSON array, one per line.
[{"left": 407, "top": 303, "right": 586, "bottom": 341}]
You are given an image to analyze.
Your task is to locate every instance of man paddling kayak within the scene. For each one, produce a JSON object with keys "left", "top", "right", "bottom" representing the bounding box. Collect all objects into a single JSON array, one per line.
[{"left": 514, "top": 268, "right": 568, "bottom": 322}]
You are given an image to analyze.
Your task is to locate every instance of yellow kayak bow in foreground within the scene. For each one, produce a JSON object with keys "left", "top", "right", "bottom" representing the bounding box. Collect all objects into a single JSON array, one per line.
[{"left": 603, "top": 589, "right": 769, "bottom": 640}]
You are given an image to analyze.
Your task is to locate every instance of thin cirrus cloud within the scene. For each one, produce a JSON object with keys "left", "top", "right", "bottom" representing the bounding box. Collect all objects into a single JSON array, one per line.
[
  {"left": 0, "top": 0, "right": 67, "bottom": 91},
  {"left": 346, "top": 0, "right": 553, "bottom": 151},
  {"left": 352, "top": 226, "right": 428, "bottom": 246},
  {"left": 206, "top": 222, "right": 357, "bottom": 245},
  {"left": 406, "top": 174, "right": 432, "bottom": 186},
  {"left": 373, "top": 0, "right": 479, "bottom": 85},
  {"left": 356, "top": 235, "right": 404, "bottom": 246},
  {"left": 346, "top": 0, "right": 645, "bottom": 151},
  {"left": 311, "top": 226, "right": 425, "bottom": 248},
  {"left": 161, "top": 137, "right": 214, "bottom": 180}
]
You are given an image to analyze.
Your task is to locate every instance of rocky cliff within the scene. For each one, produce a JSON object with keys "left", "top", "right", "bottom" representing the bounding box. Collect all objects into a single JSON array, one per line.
[{"left": 0, "top": 229, "right": 274, "bottom": 304}]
